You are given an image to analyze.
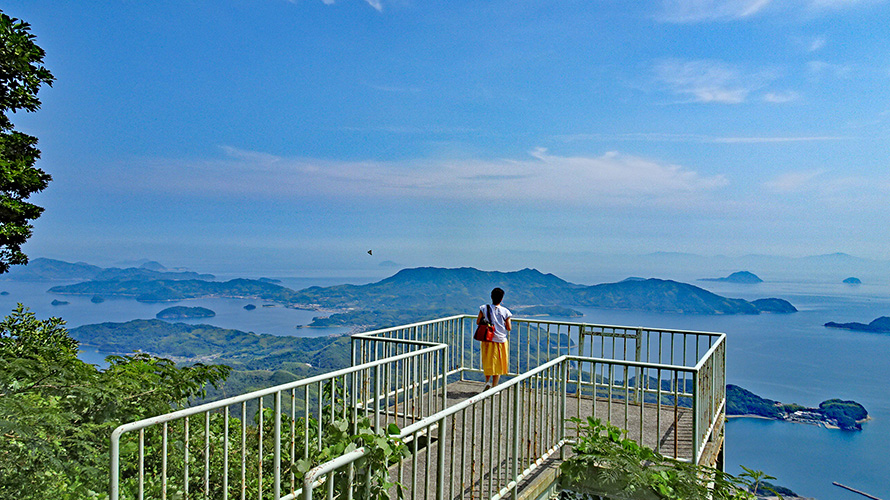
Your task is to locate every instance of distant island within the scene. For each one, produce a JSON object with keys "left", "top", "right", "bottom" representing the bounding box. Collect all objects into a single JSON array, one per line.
[
  {"left": 843, "top": 277, "right": 861, "bottom": 285},
  {"left": 700, "top": 271, "right": 763, "bottom": 284},
  {"left": 51, "top": 299, "right": 69, "bottom": 306},
  {"left": 90, "top": 295, "right": 104, "bottom": 303},
  {"left": 726, "top": 384, "right": 868, "bottom": 431},
  {"left": 4, "top": 257, "right": 215, "bottom": 282},
  {"left": 41, "top": 261, "right": 797, "bottom": 329},
  {"left": 243, "top": 304, "right": 256, "bottom": 310},
  {"left": 825, "top": 316, "right": 890, "bottom": 334},
  {"left": 156, "top": 306, "right": 216, "bottom": 320}
]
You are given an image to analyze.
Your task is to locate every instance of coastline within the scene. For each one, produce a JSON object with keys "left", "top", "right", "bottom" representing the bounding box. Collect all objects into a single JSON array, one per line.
[{"left": 726, "top": 414, "right": 872, "bottom": 429}]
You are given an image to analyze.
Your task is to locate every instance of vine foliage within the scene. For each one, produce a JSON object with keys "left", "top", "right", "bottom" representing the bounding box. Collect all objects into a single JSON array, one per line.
[{"left": 560, "top": 417, "right": 780, "bottom": 500}]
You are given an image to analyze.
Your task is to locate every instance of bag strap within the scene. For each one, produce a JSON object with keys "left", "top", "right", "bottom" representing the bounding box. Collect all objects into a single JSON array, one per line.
[{"left": 486, "top": 304, "right": 493, "bottom": 325}]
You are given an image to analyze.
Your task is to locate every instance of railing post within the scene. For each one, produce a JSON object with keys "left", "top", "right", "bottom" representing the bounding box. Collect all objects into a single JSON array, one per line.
[
  {"left": 274, "top": 390, "right": 282, "bottom": 500},
  {"left": 441, "top": 347, "right": 448, "bottom": 409},
  {"left": 511, "top": 384, "right": 520, "bottom": 500},
  {"left": 437, "top": 416, "right": 447, "bottom": 500},
  {"left": 560, "top": 359, "right": 567, "bottom": 460},
  {"left": 110, "top": 430, "right": 121, "bottom": 500},
  {"left": 692, "top": 373, "right": 699, "bottom": 464}
]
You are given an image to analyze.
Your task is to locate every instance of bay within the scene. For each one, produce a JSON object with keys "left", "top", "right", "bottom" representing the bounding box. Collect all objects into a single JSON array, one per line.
[{"left": 2, "top": 275, "right": 887, "bottom": 498}]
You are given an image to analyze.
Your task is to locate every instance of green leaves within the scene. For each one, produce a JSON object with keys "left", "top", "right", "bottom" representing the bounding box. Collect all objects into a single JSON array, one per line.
[
  {"left": 0, "top": 305, "right": 230, "bottom": 499},
  {"left": 0, "top": 10, "right": 54, "bottom": 274},
  {"left": 561, "top": 417, "right": 779, "bottom": 500}
]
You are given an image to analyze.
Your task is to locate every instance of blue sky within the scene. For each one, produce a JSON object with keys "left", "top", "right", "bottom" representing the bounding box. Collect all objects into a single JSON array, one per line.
[{"left": 7, "top": 1, "right": 890, "bottom": 277}]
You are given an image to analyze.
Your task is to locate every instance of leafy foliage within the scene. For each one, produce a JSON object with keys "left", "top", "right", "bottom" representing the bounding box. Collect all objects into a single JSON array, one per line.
[
  {"left": 113, "top": 380, "right": 409, "bottom": 500},
  {"left": 0, "top": 305, "right": 230, "bottom": 499},
  {"left": 0, "top": 11, "right": 54, "bottom": 273},
  {"left": 560, "top": 417, "right": 781, "bottom": 500}
]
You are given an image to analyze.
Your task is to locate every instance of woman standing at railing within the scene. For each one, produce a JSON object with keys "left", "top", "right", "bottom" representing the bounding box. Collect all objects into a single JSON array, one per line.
[{"left": 478, "top": 287, "right": 512, "bottom": 391}]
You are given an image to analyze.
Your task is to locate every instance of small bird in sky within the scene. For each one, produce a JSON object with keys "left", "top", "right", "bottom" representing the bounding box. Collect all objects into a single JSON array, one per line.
[{"left": 367, "top": 250, "right": 373, "bottom": 255}]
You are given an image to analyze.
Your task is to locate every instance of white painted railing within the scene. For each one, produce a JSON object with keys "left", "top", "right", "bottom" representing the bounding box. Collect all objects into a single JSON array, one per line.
[{"left": 111, "top": 315, "right": 725, "bottom": 500}]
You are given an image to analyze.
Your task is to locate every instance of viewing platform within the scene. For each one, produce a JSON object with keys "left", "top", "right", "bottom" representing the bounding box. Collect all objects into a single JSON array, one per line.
[{"left": 110, "top": 315, "right": 726, "bottom": 500}]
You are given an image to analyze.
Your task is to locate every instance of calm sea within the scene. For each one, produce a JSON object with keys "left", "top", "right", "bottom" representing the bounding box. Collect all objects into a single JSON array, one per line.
[{"left": 2, "top": 277, "right": 887, "bottom": 499}]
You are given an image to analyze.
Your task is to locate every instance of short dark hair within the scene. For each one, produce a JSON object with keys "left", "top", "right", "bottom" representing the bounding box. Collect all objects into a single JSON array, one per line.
[{"left": 491, "top": 287, "right": 505, "bottom": 305}]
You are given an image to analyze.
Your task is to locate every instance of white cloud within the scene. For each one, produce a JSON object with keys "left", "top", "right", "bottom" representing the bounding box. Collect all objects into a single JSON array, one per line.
[
  {"left": 712, "top": 135, "right": 845, "bottom": 143},
  {"left": 660, "top": 0, "right": 884, "bottom": 22},
  {"left": 763, "top": 91, "right": 800, "bottom": 103},
  {"left": 659, "top": 0, "right": 773, "bottom": 22},
  {"left": 654, "top": 59, "right": 776, "bottom": 104},
  {"left": 317, "top": 0, "right": 382, "bottom": 11},
  {"left": 556, "top": 132, "right": 847, "bottom": 144},
  {"left": 763, "top": 170, "right": 890, "bottom": 208},
  {"left": 808, "top": 60, "right": 853, "bottom": 79},
  {"left": 113, "top": 147, "right": 728, "bottom": 207},
  {"left": 808, "top": 35, "right": 827, "bottom": 52},
  {"left": 763, "top": 170, "right": 827, "bottom": 192}
]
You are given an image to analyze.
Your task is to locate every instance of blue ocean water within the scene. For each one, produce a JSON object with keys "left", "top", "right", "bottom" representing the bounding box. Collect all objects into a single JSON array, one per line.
[{"left": 1, "top": 277, "right": 887, "bottom": 499}]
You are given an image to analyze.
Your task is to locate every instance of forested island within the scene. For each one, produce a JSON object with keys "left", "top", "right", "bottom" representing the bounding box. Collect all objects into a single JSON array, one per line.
[
  {"left": 824, "top": 316, "right": 890, "bottom": 333},
  {"left": 700, "top": 271, "right": 763, "bottom": 284},
  {"left": 156, "top": 306, "right": 216, "bottom": 320},
  {"left": 726, "top": 384, "right": 868, "bottom": 431},
  {"left": 4, "top": 257, "right": 214, "bottom": 282},
  {"left": 42, "top": 262, "right": 797, "bottom": 330}
]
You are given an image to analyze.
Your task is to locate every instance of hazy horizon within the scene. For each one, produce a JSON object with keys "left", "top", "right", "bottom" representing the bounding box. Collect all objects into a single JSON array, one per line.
[{"left": 7, "top": 1, "right": 890, "bottom": 289}]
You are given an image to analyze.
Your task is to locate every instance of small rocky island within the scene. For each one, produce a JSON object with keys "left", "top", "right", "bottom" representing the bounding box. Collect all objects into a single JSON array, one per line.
[
  {"left": 727, "top": 384, "right": 868, "bottom": 430},
  {"left": 700, "top": 271, "right": 763, "bottom": 284},
  {"left": 156, "top": 306, "right": 216, "bottom": 320},
  {"left": 51, "top": 299, "right": 69, "bottom": 306},
  {"left": 842, "top": 277, "right": 861, "bottom": 285},
  {"left": 825, "top": 316, "right": 890, "bottom": 334}
]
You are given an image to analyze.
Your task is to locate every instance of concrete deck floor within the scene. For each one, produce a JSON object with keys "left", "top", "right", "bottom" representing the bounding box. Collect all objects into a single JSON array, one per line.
[{"left": 381, "top": 380, "right": 695, "bottom": 500}]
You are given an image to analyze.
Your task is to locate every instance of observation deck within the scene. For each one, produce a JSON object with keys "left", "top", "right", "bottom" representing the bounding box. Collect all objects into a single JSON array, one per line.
[{"left": 111, "top": 315, "right": 726, "bottom": 500}]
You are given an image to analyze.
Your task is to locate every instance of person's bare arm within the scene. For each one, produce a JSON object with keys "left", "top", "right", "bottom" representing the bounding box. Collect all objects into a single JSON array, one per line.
[
  {"left": 505, "top": 317, "right": 512, "bottom": 331},
  {"left": 477, "top": 311, "right": 484, "bottom": 325}
]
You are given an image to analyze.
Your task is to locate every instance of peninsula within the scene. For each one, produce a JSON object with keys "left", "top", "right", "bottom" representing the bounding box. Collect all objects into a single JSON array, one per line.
[
  {"left": 700, "top": 271, "right": 763, "bottom": 284},
  {"left": 726, "top": 384, "right": 868, "bottom": 431},
  {"left": 824, "top": 316, "right": 890, "bottom": 334}
]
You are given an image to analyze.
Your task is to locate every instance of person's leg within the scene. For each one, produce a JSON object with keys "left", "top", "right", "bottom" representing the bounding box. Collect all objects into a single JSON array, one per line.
[{"left": 491, "top": 375, "right": 500, "bottom": 387}]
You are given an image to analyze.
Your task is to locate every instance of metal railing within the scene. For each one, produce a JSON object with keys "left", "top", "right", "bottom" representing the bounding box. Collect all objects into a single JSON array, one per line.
[
  {"left": 111, "top": 315, "right": 725, "bottom": 500},
  {"left": 109, "top": 336, "right": 448, "bottom": 500}
]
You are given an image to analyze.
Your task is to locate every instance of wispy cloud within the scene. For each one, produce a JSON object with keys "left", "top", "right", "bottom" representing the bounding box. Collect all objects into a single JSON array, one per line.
[
  {"left": 763, "top": 170, "right": 828, "bottom": 192},
  {"left": 365, "top": 83, "right": 421, "bottom": 93},
  {"left": 660, "top": 0, "right": 883, "bottom": 22},
  {"left": 106, "top": 147, "right": 728, "bottom": 207},
  {"left": 711, "top": 135, "right": 844, "bottom": 142},
  {"left": 653, "top": 59, "right": 776, "bottom": 104},
  {"left": 807, "top": 35, "right": 827, "bottom": 52},
  {"left": 763, "top": 91, "right": 801, "bottom": 103},
  {"left": 556, "top": 132, "right": 847, "bottom": 143},
  {"left": 808, "top": 60, "right": 853, "bottom": 79},
  {"left": 763, "top": 170, "right": 890, "bottom": 208},
  {"left": 659, "top": 0, "right": 773, "bottom": 22},
  {"left": 315, "top": 0, "right": 383, "bottom": 11}
]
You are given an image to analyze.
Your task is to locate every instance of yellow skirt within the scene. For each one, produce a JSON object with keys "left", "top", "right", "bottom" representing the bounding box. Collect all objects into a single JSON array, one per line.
[{"left": 482, "top": 341, "right": 509, "bottom": 376}]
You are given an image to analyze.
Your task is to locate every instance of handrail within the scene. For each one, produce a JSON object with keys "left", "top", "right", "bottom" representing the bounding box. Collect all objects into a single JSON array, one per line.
[
  {"left": 112, "top": 343, "right": 446, "bottom": 436},
  {"left": 111, "top": 314, "right": 726, "bottom": 500}
]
